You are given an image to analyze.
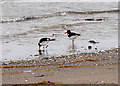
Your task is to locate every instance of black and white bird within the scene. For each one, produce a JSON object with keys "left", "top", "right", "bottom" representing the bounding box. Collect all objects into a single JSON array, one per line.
[
  {"left": 64, "top": 30, "right": 81, "bottom": 45},
  {"left": 38, "top": 38, "right": 55, "bottom": 51}
]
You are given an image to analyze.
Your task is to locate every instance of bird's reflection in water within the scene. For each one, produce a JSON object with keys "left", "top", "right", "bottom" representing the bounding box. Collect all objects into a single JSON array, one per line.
[
  {"left": 68, "top": 44, "right": 77, "bottom": 54},
  {"left": 38, "top": 50, "right": 49, "bottom": 58}
]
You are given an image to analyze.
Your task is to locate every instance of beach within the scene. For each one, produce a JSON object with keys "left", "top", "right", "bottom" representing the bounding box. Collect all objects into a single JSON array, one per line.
[
  {"left": 1, "top": 2, "right": 118, "bottom": 85},
  {"left": 2, "top": 48, "right": 118, "bottom": 84}
]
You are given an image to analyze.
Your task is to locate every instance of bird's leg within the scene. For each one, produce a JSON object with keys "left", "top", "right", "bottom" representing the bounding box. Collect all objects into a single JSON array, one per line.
[
  {"left": 72, "top": 40, "right": 74, "bottom": 45},
  {"left": 72, "top": 40, "right": 75, "bottom": 49},
  {"left": 38, "top": 50, "right": 42, "bottom": 55},
  {"left": 43, "top": 46, "right": 45, "bottom": 51},
  {"left": 46, "top": 50, "right": 48, "bottom": 55},
  {"left": 39, "top": 46, "right": 40, "bottom": 50},
  {"left": 46, "top": 45, "right": 48, "bottom": 48}
]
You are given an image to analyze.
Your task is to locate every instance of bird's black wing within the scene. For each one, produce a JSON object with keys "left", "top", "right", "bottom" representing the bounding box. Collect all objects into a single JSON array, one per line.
[
  {"left": 40, "top": 38, "right": 48, "bottom": 43},
  {"left": 71, "top": 32, "right": 81, "bottom": 36}
]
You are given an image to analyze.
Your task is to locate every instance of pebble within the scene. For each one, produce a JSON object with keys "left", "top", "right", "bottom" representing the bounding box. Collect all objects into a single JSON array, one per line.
[
  {"left": 24, "top": 70, "right": 32, "bottom": 73},
  {"left": 2, "top": 62, "right": 9, "bottom": 65},
  {"left": 68, "top": 56, "right": 70, "bottom": 58},
  {"left": 100, "top": 50, "right": 105, "bottom": 52},
  {"left": 95, "top": 64, "right": 98, "bottom": 66},
  {"left": 25, "top": 79, "right": 28, "bottom": 82},
  {"left": 88, "top": 46, "right": 92, "bottom": 49},
  {"left": 61, "top": 12, "right": 66, "bottom": 16},
  {"left": 35, "top": 74, "right": 45, "bottom": 77},
  {"left": 95, "top": 48, "right": 97, "bottom": 50},
  {"left": 32, "top": 73, "right": 35, "bottom": 75}
]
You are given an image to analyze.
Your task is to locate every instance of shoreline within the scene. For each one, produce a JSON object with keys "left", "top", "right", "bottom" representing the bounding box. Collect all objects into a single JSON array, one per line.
[
  {"left": 1, "top": 48, "right": 118, "bottom": 67},
  {"left": 2, "top": 48, "right": 118, "bottom": 84}
]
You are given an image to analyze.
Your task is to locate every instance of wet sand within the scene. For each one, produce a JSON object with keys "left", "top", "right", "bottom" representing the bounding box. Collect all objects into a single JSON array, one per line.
[{"left": 1, "top": 48, "right": 118, "bottom": 85}]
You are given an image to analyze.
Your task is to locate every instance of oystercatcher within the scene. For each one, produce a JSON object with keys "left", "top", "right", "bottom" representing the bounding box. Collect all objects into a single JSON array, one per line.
[
  {"left": 64, "top": 30, "right": 81, "bottom": 45},
  {"left": 38, "top": 38, "right": 55, "bottom": 51}
]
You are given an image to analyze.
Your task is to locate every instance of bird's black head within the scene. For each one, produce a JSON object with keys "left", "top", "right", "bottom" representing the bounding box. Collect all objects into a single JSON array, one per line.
[{"left": 67, "top": 30, "right": 71, "bottom": 34}]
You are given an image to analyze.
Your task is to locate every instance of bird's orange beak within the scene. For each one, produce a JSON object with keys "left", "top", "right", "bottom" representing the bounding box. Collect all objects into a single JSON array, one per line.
[{"left": 64, "top": 32, "right": 67, "bottom": 34}]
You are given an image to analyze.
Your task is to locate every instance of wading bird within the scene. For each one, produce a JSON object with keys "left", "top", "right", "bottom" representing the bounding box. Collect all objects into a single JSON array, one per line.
[
  {"left": 64, "top": 30, "right": 81, "bottom": 45},
  {"left": 38, "top": 38, "right": 55, "bottom": 51}
]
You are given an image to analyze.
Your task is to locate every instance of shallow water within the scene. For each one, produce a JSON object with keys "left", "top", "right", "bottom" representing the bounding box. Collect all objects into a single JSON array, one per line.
[{"left": 1, "top": 2, "right": 118, "bottom": 62}]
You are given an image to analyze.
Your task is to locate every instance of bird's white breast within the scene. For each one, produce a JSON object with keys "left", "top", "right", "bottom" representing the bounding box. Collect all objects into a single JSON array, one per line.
[
  {"left": 40, "top": 41, "right": 49, "bottom": 46},
  {"left": 69, "top": 35, "right": 78, "bottom": 40}
]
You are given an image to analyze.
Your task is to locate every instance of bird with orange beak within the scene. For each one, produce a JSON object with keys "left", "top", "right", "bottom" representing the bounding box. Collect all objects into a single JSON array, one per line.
[{"left": 64, "top": 30, "right": 81, "bottom": 45}]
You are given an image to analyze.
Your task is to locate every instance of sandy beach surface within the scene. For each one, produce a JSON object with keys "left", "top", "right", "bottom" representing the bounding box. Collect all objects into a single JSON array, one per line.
[{"left": 1, "top": 48, "right": 118, "bottom": 85}]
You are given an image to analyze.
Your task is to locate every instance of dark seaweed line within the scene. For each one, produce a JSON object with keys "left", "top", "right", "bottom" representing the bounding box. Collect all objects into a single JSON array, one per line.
[{"left": 0, "top": 9, "right": 119, "bottom": 23}]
